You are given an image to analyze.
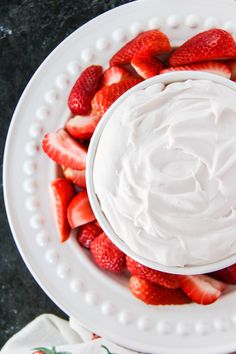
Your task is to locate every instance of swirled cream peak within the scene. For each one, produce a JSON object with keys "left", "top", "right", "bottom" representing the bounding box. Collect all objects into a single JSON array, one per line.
[{"left": 93, "top": 80, "right": 236, "bottom": 267}]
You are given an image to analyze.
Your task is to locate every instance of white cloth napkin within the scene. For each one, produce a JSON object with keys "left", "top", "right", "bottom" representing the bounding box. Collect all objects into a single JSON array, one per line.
[{"left": 1, "top": 314, "right": 140, "bottom": 354}]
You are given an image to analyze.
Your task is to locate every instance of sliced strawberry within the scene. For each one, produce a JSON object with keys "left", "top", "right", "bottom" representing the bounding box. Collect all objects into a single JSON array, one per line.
[
  {"left": 68, "top": 65, "right": 103, "bottom": 115},
  {"left": 51, "top": 178, "right": 75, "bottom": 242},
  {"left": 67, "top": 190, "right": 95, "bottom": 228},
  {"left": 66, "top": 113, "right": 101, "bottom": 140},
  {"left": 90, "top": 232, "right": 125, "bottom": 273},
  {"left": 63, "top": 167, "right": 86, "bottom": 188},
  {"left": 179, "top": 275, "right": 226, "bottom": 305},
  {"left": 101, "top": 66, "right": 135, "bottom": 86},
  {"left": 160, "top": 61, "right": 231, "bottom": 78},
  {"left": 210, "top": 263, "right": 236, "bottom": 284},
  {"left": 92, "top": 77, "right": 142, "bottom": 117},
  {"left": 126, "top": 256, "right": 179, "bottom": 289},
  {"left": 77, "top": 221, "right": 102, "bottom": 248},
  {"left": 226, "top": 60, "right": 236, "bottom": 79},
  {"left": 131, "top": 52, "right": 164, "bottom": 79},
  {"left": 42, "top": 129, "right": 87, "bottom": 170},
  {"left": 110, "top": 30, "right": 171, "bottom": 66},
  {"left": 169, "top": 29, "right": 236, "bottom": 66},
  {"left": 130, "top": 276, "right": 191, "bottom": 305}
]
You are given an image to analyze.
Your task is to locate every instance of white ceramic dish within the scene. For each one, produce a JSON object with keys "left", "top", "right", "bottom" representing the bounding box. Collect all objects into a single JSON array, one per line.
[
  {"left": 86, "top": 71, "right": 236, "bottom": 276},
  {"left": 3, "top": 0, "right": 236, "bottom": 353}
]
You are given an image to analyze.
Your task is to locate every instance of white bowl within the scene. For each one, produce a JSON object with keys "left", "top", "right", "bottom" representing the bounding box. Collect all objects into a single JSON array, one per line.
[{"left": 86, "top": 71, "right": 236, "bottom": 275}]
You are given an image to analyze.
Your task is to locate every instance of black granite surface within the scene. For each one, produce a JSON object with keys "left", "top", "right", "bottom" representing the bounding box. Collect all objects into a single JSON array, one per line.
[{"left": 0, "top": 0, "right": 134, "bottom": 348}]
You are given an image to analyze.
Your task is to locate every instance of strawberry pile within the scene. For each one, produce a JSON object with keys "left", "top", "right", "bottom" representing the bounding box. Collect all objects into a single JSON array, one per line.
[{"left": 42, "top": 28, "right": 236, "bottom": 306}]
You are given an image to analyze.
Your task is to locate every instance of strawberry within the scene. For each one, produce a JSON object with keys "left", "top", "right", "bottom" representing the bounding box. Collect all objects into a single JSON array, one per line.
[
  {"left": 92, "top": 78, "right": 142, "bottom": 117},
  {"left": 160, "top": 61, "right": 231, "bottom": 78},
  {"left": 66, "top": 113, "right": 101, "bottom": 140},
  {"left": 131, "top": 52, "right": 164, "bottom": 79},
  {"left": 68, "top": 65, "right": 103, "bottom": 115},
  {"left": 130, "top": 276, "right": 191, "bottom": 305},
  {"left": 169, "top": 29, "right": 236, "bottom": 66},
  {"left": 63, "top": 167, "right": 86, "bottom": 188},
  {"left": 51, "top": 178, "right": 75, "bottom": 242},
  {"left": 101, "top": 66, "right": 135, "bottom": 86},
  {"left": 77, "top": 221, "right": 102, "bottom": 248},
  {"left": 179, "top": 275, "right": 226, "bottom": 305},
  {"left": 126, "top": 256, "right": 180, "bottom": 289},
  {"left": 210, "top": 263, "right": 236, "bottom": 284},
  {"left": 226, "top": 59, "right": 236, "bottom": 79},
  {"left": 67, "top": 190, "right": 95, "bottom": 228},
  {"left": 42, "top": 129, "right": 87, "bottom": 170},
  {"left": 110, "top": 30, "right": 171, "bottom": 66},
  {"left": 90, "top": 233, "right": 125, "bottom": 273}
]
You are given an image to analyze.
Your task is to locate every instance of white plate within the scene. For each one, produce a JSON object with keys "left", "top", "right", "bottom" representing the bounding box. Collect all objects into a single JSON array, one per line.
[{"left": 3, "top": 0, "right": 236, "bottom": 353}]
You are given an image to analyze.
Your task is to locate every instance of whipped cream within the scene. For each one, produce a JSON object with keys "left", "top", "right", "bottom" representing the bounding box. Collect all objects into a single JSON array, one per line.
[{"left": 93, "top": 79, "right": 236, "bottom": 266}]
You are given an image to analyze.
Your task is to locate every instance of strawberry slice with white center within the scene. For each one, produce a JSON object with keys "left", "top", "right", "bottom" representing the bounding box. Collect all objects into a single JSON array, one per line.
[
  {"left": 101, "top": 66, "right": 135, "bottom": 86},
  {"left": 131, "top": 52, "right": 164, "bottom": 79},
  {"left": 179, "top": 275, "right": 226, "bottom": 305},
  {"left": 42, "top": 129, "right": 87, "bottom": 170},
  {"left": 160, "top": 61, "right": 231, "bottom": 78},
  {"left": 51, "top": 178, "right": 75, "bottom": 242},
  {"left": 63, "top": 167, "right": 86, "bottom": 188},
  {"left": 67, "top": 190, "right": 95, "bottom": 228},
  {"left": 66, "top": 113, "right": 101, "bottom": 140}
]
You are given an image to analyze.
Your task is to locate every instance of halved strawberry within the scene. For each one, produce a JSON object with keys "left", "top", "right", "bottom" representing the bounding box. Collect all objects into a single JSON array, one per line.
[
  {"left": 179, "top": 275, "right": 226, "bottom": 305},
  {"left": 101, "top": 66, "right": 135, "bottom": 86},
  {"left": 67, "top": 190, "right": 95, "bottom": 228},
  {"left": 42, "top": 129, "right": 87, "bottom": 170},
  {"left": 131, "top": 52, "right": 164, "bottom": 79},
  {"left": 210, "top": 264, "right": 236, "bottom": 284},
  {"left": 130, "top": 276, "right": 191, "bottom": 305},
  {"left": 92, "top": 77, "right": 142, "bottom": 117},
  {"left": 169, "top": 29, "right": 236, "bottom": 66},
  {"left": 126, "top": 256, "right": 179, "bottom": 289},
  {"left": 161, "top": 61, "right": 231, "bottom": 78},
  {"left": 77, "top": 221, "right": 102, "bottom": 248},
  {"left": 66, "top": 113, "right": 101, "bottom": 140},
  {"left": 91, "top": 232, "right": 125, "bottom": 273},
  {"left": 110, "top": 30, "right": 171, "bottom": 66},
  {"left": 51, "top": 178, "right": 75, "bottom": 242},
  {"left": 63, "top": 167, "right": 86, "bottom": 188},
  {"left": 68, "top": 65, "right": 103, "bottom": 115},
  {"left": 226, "top": 60, "right": 236, "bottom": 79},
  {"left": 160, "top": 61, "right": 231, "bottom": 78}
]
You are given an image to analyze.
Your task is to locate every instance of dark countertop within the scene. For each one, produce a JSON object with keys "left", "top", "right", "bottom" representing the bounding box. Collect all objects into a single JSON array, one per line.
[{"left": 0, "top": 0, "right": 134, "bottom": 348}]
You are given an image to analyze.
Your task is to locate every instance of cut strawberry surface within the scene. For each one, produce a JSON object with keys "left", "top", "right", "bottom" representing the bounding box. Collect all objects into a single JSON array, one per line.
[
  {"left": 68, "top": 65, "right": 103, "bottom": 115},
  {"left": 63, "top": 167, "right": 86, "bottom": 188},
  {"left": 77, "top": 221, "right": 102, "bottom": 249},
  {"left": 42, "top": 129, "right": 87, "bottom": 170},
  {"left": 66, "top": 113, "right": 101, "bottom": 140},
  {"left": 130, "top": 276, "right": 191, "bottom": 305},
  {"left": 51, "top": 178, "right": 75, "bottom": 242},
  {"left": 211, "top": 264, "right": 236, "bottom": 284},
  {"left": 91, "top": 233, "right": 125, "bottom": 273},
  {"left": 126, "top": 256, "right": 180, "bottom": 289},
  {"left": 67, "top": 190, "right": 95, "bottom": 228},
  {"left": 179, "top": 275, "right": 226, "bottom": 305},
  {"left": 169, "top": 29, "right": 236, "bottom": 66},
  {"left": 131, "top": 52, "right": 164, "bottom": 79},
  {"left": 160, "top": 61, "right": 231, "bottom": 78},
  {"left": 101, "top": 66, "right": 135, "bottom": 86},
  {"left": 92, "top": 77, "right": 142, "bottom": 117},
  {"left": 110, "top": 30, "right": 171, "bottom": 66}
]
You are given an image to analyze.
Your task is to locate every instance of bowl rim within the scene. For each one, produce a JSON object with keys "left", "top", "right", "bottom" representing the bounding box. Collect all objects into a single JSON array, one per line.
[{"left": 86, "top": 71, "right": 236, "bottom": 275}]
